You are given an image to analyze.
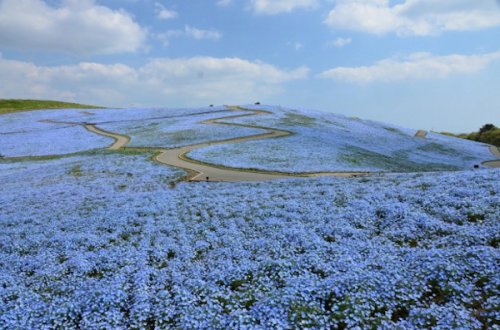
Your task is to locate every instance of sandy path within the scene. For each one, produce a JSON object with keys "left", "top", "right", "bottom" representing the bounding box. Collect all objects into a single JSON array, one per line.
[
  {"left": 8, "top": 108, "right": 498, "bottom": 179},
  {"left": 37, "top": 108, "right": 365, "bottom": 182},
  {"left": 81, "top": 107, "right": 366, "bottom": 182},
  {"left": 85, "top": 124, "right": 130, "bottom": 150},
  {"left": 489, "top": 145, "right": 500, "bottom": 157},
  {"left": 414, "top": 130, "right": 428, "bottom": 138},
  {"left": 153, "top": 107, "right": 366, "bottom": 181},
  {"left": 482, "top": 146, "right": 500, "bottom": 168}
]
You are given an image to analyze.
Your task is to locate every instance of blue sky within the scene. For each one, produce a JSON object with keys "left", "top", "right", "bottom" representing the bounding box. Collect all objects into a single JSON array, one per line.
[{"left": 0, "top": 0, "right": 499, "bottom": 132}]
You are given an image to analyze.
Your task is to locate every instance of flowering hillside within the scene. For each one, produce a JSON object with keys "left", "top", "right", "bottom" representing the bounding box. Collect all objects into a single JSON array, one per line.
[
  {"left": 0, "top": 105, "right": 498, "bottom": 328},
  {"left": 189, "top": 105, "right": 493, "bottom": 172},
  {"left": 0, "top": 106, "right": 255, "bottom": 157},
  {"left": 1, "top": 151, "right": 498, "bottom": 328},
  {"left": 1, "top": 105, "right": 492, "bottom": 173},
  {"left": 99, "top": 111, "right": 263, "bottom": 149}
]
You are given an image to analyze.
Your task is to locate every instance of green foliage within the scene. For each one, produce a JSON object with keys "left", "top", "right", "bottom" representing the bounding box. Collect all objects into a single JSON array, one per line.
[
  {"left": 480, "top": 128, "right": 500, "bottom": 147},
  {"left": 69, "top": 165, "right": 83, "bottom": 177},
  {"left": 438, "top": 132, "right": 457, "bottom": 137},
  {"left": 170, "top": 129, "right": 197, "bottom": 142},
  {"left": 479, "top": 124, "right": 495, "bottom": 135},
  {"left": 466, "top": 212, "right": 485, "bottom": 223},
  {"left": 0, "top": 99, "right": 104, "bottom": 115},
  {"left": 383, "top": 126, "right": 405, "bottom": 136},
  {"left": 417, "top": 143, "right": 460, "bottom": 156},
  {"left": 281, "top": 112, "right": 316, "bottom": 127},
  {"left": 441, "top": 124, "right": 500, "bottom": 147},
  {"left": 338, "top": 146, "right": 458, "bottom": 172}
]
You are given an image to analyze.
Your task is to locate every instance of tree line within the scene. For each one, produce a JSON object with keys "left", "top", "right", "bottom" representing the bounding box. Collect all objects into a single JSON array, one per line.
[{"left": 441, "top": 124, "right": 500, "bottom": 147}]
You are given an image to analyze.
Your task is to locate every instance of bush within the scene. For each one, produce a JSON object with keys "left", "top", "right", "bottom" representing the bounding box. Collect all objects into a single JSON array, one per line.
[{"left": 442, "top": 124, "right": 500, "bottom": 147}]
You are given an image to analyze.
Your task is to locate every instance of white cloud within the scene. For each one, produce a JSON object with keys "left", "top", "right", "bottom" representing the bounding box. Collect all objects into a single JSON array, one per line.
[
  {"left": 250, "top": 0, "right": 318, "bottom": 14},
  {"left": 0, "top": 56, "right": 308, "bottom": 106},
  {"left": 325, "top": 0, "right": 500, "bottom": 36},
  {"left": 156, "top": 25, "right": 222, "bottom": 46},
  {"left": 319, "top": 51, "right": 500, "bottom": 83},
  {"left": 328, "top": 37, "right": 352, "bottom": 48},
  {"left": 184, "top": 26, "right": 222, "bottom": 40},
  {"left": 155, "top": 2, "right": 178, "bottom": 20},
  {"left": 0, "top": 0, "right": 146, "bottom": 54}
]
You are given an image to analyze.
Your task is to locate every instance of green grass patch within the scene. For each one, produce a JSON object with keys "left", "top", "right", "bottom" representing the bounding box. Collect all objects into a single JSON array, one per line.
[
  {"left": 0, "top": 154, "right": 73, "bottom": 163},
  {"left": 112, "top": 148, "right": 154, "bottom": 156},
  {"left": 0, "top": 148, "right": 152, "bottom": 164},
  {"left": 322, "top": 118, "right": 348, "bottom": 129},
  {"left": 417, "top": 143, "right": 461, "bottom": 156},
  {"left": 338, "top": 146, "right": 458, "bottom": 172},
  {"left": 69, "top": 165, "right": 83, "bottom": 177},
  {"left": 0, "top": 99, "right": 105, "bottom": 115},
  {"left": 383, "top": 126, "right": 407, "bottom": 136},
  {"left": 170, "top": 129, "right": 197, "bottom": 143},
  {"left": 281, "top": 112, "right": 316, "bottom": 127}
]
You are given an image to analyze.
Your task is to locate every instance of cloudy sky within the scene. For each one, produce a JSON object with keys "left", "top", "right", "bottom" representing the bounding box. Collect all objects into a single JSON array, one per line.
[{"left": 1, "top": 0, "right": 499, "bottom": 132}]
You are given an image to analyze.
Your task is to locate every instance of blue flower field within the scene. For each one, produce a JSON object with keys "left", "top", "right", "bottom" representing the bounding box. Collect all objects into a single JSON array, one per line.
[
  {"left": 1, "top": 153, "right": 498, "bottom": 328},
  {"left": 189, "top": 105, "right": 492, "bottom": 172},
  {"left": 0, "top": 106, "right": 498, "bottom": 329}
]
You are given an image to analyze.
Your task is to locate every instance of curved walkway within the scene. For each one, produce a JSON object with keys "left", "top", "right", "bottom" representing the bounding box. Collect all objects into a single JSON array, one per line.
[
  {"left": 85, "top": 124, "right": 130, "bottom": 150},
  {"left": 84, "top": 106, "right": 367, "bottom": 182},
  {"left": 489, "top": 145, "right": 500, "bottom": 157},
  {"left": 482, "top": 146, "right": 500, "bottom": 168},
  {"left": 8, "top": 107, "right": 499, "bottom": 180}
]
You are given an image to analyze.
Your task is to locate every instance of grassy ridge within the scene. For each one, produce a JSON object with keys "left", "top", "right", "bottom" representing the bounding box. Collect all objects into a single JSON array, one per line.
[{"left": 0, "top": 99, "right": 104, "bottom": 115}]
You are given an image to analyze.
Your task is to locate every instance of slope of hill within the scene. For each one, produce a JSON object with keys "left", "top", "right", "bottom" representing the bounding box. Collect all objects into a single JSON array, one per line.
[
  {"left": 0, "top": 99, "right": 104, "bottom": 115},
  {"left": 0, "top": 106, "right": 262, "bottom": 158},
  {"left": 189, "top": 105, "right": 493, "bottom": 172},
  {"left": 0, "top": 104, "right": 498, "bottom": 328},
  {"left": 1, "top": 104, "right": 494, "bottom": 172}
]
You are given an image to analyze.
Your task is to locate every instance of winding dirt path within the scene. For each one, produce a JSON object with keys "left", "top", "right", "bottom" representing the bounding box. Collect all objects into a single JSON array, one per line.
[
  {"left": 482, "top": 146, "right": 500, "bottom": 168},
  {"left": 12, "top": 108, "right": 499, "bottom": 180},
  {"left": 489, "top": 145, "right": 500, "bottom": 157},
  {"left": 81, "top": 107, "right": 367, "bottom": 182},
  {"left": 85, "top": 124, "right": 130, "bottom": 150}
]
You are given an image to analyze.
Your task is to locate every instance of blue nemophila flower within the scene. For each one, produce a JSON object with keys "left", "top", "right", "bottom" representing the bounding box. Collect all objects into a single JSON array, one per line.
[{"left": 0, "top": 115, "right": 499, "bottom": 328}]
